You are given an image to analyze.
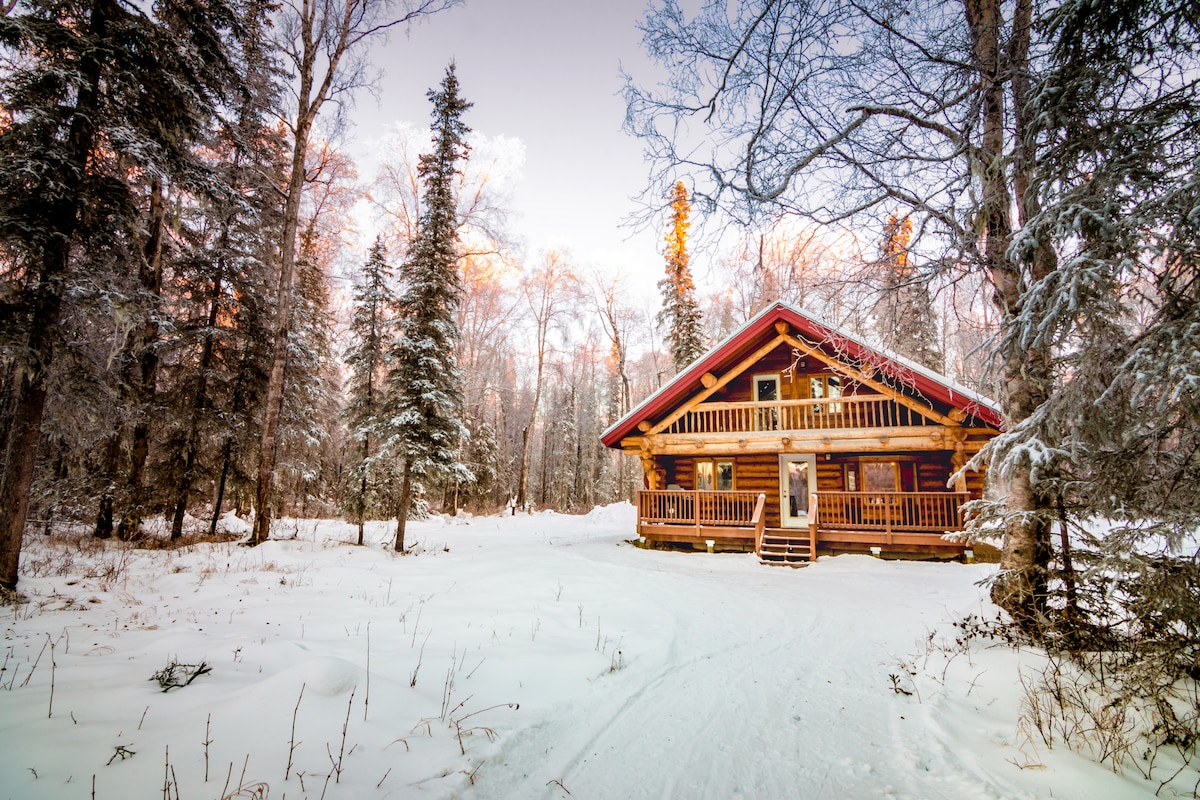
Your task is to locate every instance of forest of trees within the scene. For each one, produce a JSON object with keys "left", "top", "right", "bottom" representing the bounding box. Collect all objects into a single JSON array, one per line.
[
  {"left": 0, "top": 0, "right": 1003, "bottom": 591},
  {"left": 1, "top": 0, "right": 1196, "bottom": 782}
]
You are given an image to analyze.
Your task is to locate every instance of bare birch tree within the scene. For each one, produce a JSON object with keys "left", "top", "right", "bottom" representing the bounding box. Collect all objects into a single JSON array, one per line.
[
  {"left": 515, "top": 251, "right": 580, "bottom": 509},
  {"left": 250, "top": 0, "right": 458, "bottom": 544}
]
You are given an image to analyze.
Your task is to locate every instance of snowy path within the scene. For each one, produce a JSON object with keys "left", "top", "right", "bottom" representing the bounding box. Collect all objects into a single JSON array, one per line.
[
  {"left": 0, "top": 506, "right": 1173, "bottom": 800},
  {"left": 463, "top": 542, "right": 1013, "bottom": 800}
]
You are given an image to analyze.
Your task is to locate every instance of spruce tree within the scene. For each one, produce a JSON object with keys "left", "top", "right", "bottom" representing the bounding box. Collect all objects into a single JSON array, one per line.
[
  {"left": 385, "top": 63, "right": 474, "bottom": 552},
  {"left": 344, "top": 236, "right": 394, "bottom": 545},
  {"left": 0, "top": 0, "right": 237, "bottom": 589},
  {"left": 162, "top": 0, "right": 285, "bottom": 540},
  {"left": 277, "top": 223, "right": 340, "bottom": 516},
  {"left": 657, "top": 180, "right": 705, "bottom": 372},
  {"left": 872, "top": 214, "right": 944, "bottom": 372}
]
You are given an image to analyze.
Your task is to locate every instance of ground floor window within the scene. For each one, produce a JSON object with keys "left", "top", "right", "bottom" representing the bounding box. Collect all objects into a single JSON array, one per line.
[
  {"left": 850, "top": 458, "right": 918, "bottom": 492},
  {"left": 696, "top": 460, "right": 735, "bottom": 491}
]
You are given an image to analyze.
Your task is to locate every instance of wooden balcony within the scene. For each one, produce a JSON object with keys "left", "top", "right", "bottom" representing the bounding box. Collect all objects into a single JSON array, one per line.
[{"left": 660, "top": 396, "right": 934, "bottom": 436}]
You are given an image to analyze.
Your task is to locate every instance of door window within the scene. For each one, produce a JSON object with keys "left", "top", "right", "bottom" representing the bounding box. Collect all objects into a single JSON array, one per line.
[
  {"left": 779, "top": 454, "right": 817, "bottom": 527},
  {"left": 787, "top": 460, "right": 810, "bottom": 516}
]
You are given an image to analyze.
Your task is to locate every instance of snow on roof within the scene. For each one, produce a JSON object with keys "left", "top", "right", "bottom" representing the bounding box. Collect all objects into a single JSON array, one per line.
[{"left": 601, "top": 301, "right": 1002, "bottom": 447}]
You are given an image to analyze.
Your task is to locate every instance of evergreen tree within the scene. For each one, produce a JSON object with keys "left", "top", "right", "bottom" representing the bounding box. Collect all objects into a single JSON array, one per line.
[
  {"left": 657, "top": 181, "right": 705, "bottom": 372},
  {"left": 161, "top": 0, "right": 285, "bottom": 540},
  {"left": 0, "top": 0, "right": 237, "bottom": 589},
  {"left": 277, "top": 222, "right": 340, "bottom": 517},
  {"left": 249, "top": 0, "right": 457, "bottom": 545},
  {"left": 461, "top": 419, "right": 499, "bottom": 509},
  {"left": 1005, "top": 1, "right": 1200, "bottom": 634},
  {"left": 385, "top": 63, "right": 473, "bottom": 552},
  {"left": 344, "top": 236, "right": 394, "bottom": 544},
  {"left": 872, "top": 214, "right": 944, "bottom": 372}
]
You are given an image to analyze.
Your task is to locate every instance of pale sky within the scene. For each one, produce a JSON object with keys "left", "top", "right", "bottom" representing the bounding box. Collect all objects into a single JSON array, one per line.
[{"left": 350, "top": 0, "right": 671, "bottom": 300}]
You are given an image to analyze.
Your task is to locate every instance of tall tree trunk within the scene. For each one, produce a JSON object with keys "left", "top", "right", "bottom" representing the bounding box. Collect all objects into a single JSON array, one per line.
[
  {"left": 170, "top": 241, "right": 226, "bottom": 540},
  {"left": 394, "top": 461, "right": 412, "bottom": 552},
  {"left": 116, "top": 177, "right": 167, "bottom": 541},
  {"left": 251, "top": 107, "right": 313, "bottom": 545},
  {"left": 965, "top": 0, "right": 1053, "bottom": 627},
  {"left": 516, "top": 347, "right": 545, "bottom": 509},
  {"left": 209, "top": 437, "right": 233, "bottom": 538},
  {"left": 93, "top": 433, "right": 121, "bottom": 538},
  {"left": 0, "top": 1, "right": 107, "bottom": 589},
  {"left": 357, "top": 434, "right": 368, "bottom": 546},
  {"left": 0, "top": 369, "right": 53, "bottom": 591},
  {"left": 539, "top": 418, "right": 550, "bottom": 506}
]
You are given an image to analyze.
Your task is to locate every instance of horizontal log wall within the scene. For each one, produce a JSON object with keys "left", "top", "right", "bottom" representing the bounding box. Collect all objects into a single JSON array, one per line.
[
  {"left": 729, "top": 454, "right": 782, "bottom": 527},
  {"left": 655, "top": 448, "right": 988, "bottom": 530}
]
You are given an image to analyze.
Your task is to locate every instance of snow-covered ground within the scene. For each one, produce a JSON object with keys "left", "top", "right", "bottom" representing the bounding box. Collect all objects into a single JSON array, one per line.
[{"left": 0, "top": 505, "right": 1181, "bottom": 799}]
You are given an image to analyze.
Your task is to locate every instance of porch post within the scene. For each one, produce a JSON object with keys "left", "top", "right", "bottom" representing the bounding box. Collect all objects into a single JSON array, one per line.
[
  {"left": 809, "top": 492, "right": 819, "bottom": 562},
  {"left": 886, "top": 492, "right": 894, "bottom": 545},
  {"left": 640, "top": 452, "right": 660, "bottom": 489}
]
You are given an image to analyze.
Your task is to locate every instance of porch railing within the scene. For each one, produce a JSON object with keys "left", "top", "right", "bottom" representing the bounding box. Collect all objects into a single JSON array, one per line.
[
  {"left": 814, "top": 491, "right": 968, "bottom": 532},
  {"left": 638, "top": 489, "right": 762, "bottom": 530},
  {"left": 638, "top": 490, "right": 969, "bottom": 534},
  {"left": 659, "top": 396, "right": 932, "bottom": 435}
]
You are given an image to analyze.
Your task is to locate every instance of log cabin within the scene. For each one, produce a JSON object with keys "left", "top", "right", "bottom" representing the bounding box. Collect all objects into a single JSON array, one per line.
[{"left": 600, "top": 302, "right": 1001, "bottom": 564}]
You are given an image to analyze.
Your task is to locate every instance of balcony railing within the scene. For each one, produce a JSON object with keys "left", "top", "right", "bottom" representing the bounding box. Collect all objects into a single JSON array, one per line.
[{"left": 659, "top": 396, "right": 932, "bottom": 436}]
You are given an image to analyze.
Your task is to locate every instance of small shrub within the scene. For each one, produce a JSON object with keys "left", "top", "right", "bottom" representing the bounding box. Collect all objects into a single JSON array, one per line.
[{"left": 151, "top": 660, "right": 211, "bottom": 691}]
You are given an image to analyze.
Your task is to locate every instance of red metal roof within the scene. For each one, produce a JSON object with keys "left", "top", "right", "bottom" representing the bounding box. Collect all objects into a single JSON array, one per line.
[{"left": 600, "top": 301, "right": 1003, "bottom": 448}]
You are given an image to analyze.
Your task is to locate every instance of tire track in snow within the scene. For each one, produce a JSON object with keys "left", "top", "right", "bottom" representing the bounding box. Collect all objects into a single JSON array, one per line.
[{"left": 460, "top": 546, "right": 999, "bottom": 800}]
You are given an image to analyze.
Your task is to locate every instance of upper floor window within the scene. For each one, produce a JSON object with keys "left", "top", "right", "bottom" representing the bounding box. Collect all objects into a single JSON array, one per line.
[
  {"left": 810, "top": 374, "right": 842, "bottom": 412},
  {"left": 753, "top": 374, "right": 781, "bottom": 430}
]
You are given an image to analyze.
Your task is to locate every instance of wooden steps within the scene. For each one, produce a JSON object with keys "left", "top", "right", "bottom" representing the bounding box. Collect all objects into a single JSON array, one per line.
[{"left": 758, "top": 531, "right": 812, "bottom": 566}]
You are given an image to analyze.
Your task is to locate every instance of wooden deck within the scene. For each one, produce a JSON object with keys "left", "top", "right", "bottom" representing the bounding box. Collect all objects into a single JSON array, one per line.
[{"left": 636, "top": 489, "right": 969, "bottom": 563}]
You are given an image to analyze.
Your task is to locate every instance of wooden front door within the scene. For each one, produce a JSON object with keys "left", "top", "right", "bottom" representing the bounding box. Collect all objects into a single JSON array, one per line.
[{"left": 779, "top": 454, "right": 816, "bottom": 528}]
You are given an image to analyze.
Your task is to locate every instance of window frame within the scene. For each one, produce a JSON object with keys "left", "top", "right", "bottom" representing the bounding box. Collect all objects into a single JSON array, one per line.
[
  {"left": 853, "top": 457, "right": 919, "bottom": 493},
  {"left": 694, "top": 458, "right": 735, "bottom": 491},
  {"left": 809, "top": 374, "right": 843, "bottom": 413}
]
